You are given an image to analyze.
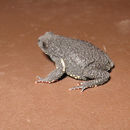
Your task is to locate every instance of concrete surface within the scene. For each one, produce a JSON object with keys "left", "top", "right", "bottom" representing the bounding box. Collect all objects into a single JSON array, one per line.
[{"left": 0, "top": 0, "right": 130, "bottom": 130}]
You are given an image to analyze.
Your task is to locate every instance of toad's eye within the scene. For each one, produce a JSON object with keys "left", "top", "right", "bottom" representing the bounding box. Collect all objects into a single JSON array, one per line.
[{"left": 42, "top": 42, "right": 48, "bottom": 49}]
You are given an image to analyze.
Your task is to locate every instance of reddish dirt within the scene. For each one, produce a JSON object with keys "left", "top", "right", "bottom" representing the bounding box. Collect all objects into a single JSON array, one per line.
[{"left": 0, "top": 0, "right": 130, "bottom": 130}]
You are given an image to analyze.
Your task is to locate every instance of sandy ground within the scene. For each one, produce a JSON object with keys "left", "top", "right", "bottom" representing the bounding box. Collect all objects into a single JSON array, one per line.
[{"left": 0, "top": 0, "right": 130, "bottom": 130}]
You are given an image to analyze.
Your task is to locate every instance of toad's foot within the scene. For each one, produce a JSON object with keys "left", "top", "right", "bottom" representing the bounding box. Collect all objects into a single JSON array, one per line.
[
  {"left": 69, "top": 83, "right": 96, "bottom": 92},
  {"left": 69, "top": 80, "right": 100, "bottom": 92},
  {"left": 69, "top": 85, "right": 97, "bottom": 92},
  {"left": 69, "top": 85, "right": 87, "bottom": 92},
  {"left": 35, "top": 76, "right": 56, "bottom": 84}
]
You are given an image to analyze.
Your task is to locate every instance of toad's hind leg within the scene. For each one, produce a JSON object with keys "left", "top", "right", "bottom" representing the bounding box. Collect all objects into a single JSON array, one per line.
[{"left": 69, "top": 67, "right": 110, "bottom": 92}]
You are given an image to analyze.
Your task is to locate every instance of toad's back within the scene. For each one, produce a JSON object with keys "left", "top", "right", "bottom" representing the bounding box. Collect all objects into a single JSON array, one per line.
[{"left": 58, "top": 37, "right": 114, "bottom": 71}]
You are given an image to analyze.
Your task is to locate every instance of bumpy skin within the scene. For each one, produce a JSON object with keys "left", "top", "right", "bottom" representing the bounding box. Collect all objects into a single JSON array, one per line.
[{"left": 36, "top": 32, "right": 114, "bottom": 92}]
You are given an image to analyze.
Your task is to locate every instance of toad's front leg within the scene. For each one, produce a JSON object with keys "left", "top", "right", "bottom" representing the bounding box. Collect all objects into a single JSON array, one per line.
[{"left": 36, "top": 58, "right": 65, "bottom": 84}]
